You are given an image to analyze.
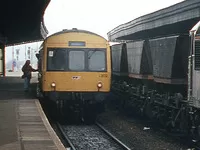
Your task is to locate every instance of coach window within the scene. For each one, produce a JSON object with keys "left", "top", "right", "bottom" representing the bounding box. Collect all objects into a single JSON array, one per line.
[
  {"left": 69, "top": 51, "right": 85, "bottom": 71},
  {"left": 47, "top": 49, "right": 66, "bottom": 71},
  {"left": 88, "top": 50, "right": 106, "bottom": 71}
]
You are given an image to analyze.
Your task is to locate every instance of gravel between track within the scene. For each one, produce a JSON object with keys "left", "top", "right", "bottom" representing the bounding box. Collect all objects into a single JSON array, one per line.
[
  {"left": 97, "top": 108, "right": 190, "bottom": 150},
  {"left": 62, "top": 124, "right": 125, "bottom": 150}
]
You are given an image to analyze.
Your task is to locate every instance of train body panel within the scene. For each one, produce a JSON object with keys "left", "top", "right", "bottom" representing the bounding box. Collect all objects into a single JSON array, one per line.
[
  {"left": 192, "top": 39, "right": 200, "bottom": 107},
  {"left": 127, "top": 40, "right": 152, "bottom": 79},
  {"left": 189, "top": 24, "right": 200, "bottom": 109},
  {"left": 111, "top": 35, "right": 190, "bottom": 84},
  {"left": 149, "top": 35, "right": 189, "bottom": 84},
  {"left": 111, "top": 44, "right": 122, "bottom": 73},
  {"left": 46, "top": 32, "right": 108, "bottom": 48},
  {"left": 111, "top": 43, "right": 128, "bottom": 76},
  {"left": 150, "top": 36, "right": 177, "bottom": 79},
  {"left": 192, "top": 70, "right": 200, "bottom": 108},
  {"left": 42, "top": 72, "right": 110, "bottom": 92},
  {"left": 127, "top": 40, "right": 144, "bottom": 74}
]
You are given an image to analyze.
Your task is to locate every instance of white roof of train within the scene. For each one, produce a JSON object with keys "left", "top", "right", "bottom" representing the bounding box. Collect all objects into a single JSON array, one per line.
[{"left": 190, "top": 20, "right": 200, "bottom": 36}]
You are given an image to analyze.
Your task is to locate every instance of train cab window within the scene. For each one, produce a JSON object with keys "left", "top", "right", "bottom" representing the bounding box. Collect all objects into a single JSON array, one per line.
[
  {"left": 88, "top": 50, "right": 106, "bottom": 71},
  {"left": 69, "top": 51, "right": 85, "bottom": 71},
  {"left": 47, "top": 49, "right": 66, "bottom": 71}
]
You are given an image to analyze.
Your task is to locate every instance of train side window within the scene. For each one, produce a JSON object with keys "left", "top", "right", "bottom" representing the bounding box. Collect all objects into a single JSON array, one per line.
[
  {"left": 69, "top": 51, "right": 85, "bottom": 71},
  {"left": 88, "top": 50, "right": 106, "bottom": 71},
  {"left": 195, "top": 40, "right": 200, "bottom": 70},
  {"left": 47, "top": 49, "right": 66, "bottom": 71}
]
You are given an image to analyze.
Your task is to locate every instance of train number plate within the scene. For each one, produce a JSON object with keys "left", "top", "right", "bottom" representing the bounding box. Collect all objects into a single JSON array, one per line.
[{"left": 99, "top": 74, "right": 108, "bottom": 78}]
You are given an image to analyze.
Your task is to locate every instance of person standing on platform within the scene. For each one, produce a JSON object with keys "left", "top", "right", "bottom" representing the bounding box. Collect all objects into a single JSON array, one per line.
[{"left": 22, "top": 60, "right": 38, "bottom": 92}]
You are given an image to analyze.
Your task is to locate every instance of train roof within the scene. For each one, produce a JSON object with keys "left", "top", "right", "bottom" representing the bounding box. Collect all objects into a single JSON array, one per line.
[
  {"left": 190, "top": 20, "right": 200, "bottom": 36},
  {"left": 46, "top": 28, "right": 107, "bottom": 41}
]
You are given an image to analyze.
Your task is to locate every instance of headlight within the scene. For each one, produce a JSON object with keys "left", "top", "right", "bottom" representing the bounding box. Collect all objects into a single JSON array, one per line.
[
  {"left": 97, "top": 82, "right": 102, "bottom": 88},
  {"left": 51, "top": 82, "right": 56, "bottom": 87}
]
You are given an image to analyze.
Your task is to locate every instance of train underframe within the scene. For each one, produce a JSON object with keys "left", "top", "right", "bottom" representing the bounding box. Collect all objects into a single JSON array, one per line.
[
  {"left": 111, "top": 75, "right": 200, "bottom": 141},
  {"left": 37, "top": 86, "right": 107, "bottom": 124}
]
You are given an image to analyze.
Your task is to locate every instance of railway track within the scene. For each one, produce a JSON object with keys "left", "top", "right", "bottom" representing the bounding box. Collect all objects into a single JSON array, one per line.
[{"left": 57, "top": 121, "right": 131, "bottom": 150}]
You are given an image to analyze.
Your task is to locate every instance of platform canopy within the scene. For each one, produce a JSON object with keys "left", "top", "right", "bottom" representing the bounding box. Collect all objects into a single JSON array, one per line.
[
  {"left": 107, "top": 0, "right": 200, "bottom": 42},
  {"left": 0, "top": 0, "right": 50, "bottom": 46}
]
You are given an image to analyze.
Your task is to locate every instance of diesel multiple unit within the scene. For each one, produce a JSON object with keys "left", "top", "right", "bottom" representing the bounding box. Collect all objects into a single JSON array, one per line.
[{"left": 36, "top": 29, "right": 111, "bottom": 123}]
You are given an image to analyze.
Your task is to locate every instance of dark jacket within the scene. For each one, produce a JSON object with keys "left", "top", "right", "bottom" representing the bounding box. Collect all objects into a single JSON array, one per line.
[{"left": 22, "top": 65, "right": 37, "bottom": 79}]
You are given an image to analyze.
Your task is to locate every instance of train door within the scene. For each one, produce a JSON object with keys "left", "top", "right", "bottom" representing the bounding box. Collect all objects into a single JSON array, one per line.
[{"left": 189, "top": 21, "right": 200, "bottom": 108}]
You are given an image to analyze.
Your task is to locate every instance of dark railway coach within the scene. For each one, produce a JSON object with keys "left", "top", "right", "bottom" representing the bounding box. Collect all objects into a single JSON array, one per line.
[{"left": 110, "top": 20, "right": 200, "bottom": 140}]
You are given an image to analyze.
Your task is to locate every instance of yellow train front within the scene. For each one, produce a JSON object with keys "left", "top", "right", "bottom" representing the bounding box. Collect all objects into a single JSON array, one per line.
[{"left": 36, "top": 28, "right": 111, "bottom": 123}]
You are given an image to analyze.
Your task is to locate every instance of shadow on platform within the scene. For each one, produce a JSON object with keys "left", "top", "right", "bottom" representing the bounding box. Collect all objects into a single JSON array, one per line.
[{"left": 0, "top": 76, "right": 37, "bottom": 100}]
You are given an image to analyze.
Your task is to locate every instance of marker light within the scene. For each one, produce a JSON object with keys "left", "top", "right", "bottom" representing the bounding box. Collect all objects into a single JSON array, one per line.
[
  {"left": 51, "top": 82, "right": 56, "bottom": 87},
  {"left": 97, "top": 82, "right": 102, "bottom": 88}
]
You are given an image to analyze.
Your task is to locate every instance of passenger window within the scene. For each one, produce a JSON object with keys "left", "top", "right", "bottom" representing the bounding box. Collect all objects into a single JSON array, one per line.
[
  {"left": 88, "top": 50, "right": 106, "bottom": 71},
  {"left": 69, "top": 51, "right": 85, "bottom": 71}
]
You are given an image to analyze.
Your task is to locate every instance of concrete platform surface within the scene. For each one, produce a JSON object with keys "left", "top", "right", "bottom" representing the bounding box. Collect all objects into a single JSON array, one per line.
[
  {"left": 0, "top": 76, "right": 66, "bottom": 150},
  {"left": 0, "top": 99, "right": 66, "bottom": 150}
]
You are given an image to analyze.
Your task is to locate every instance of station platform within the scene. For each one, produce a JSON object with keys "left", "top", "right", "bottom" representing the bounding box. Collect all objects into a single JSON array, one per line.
[{"left": 0, "top": 72, "right": 66, "bottom": 150}]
